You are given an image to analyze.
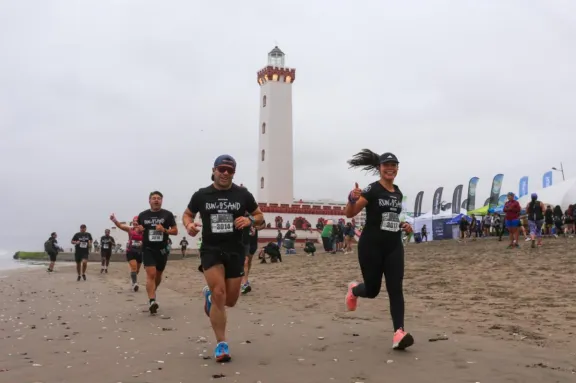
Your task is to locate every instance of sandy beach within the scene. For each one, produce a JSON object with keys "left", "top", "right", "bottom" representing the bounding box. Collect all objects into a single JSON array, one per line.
[{"left": 1, "top": 237, "right": 575, "bottom": 383}]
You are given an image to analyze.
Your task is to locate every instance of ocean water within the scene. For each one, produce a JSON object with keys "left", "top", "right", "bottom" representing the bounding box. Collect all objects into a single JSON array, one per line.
[{"left": 0, "top": 249, "right": 44, "bottom": 271}]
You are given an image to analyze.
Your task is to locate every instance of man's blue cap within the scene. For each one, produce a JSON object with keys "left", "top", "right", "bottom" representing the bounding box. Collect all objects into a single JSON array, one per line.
[
  {"left": 531, "top": 192, "right": 538, "bottom": 198},
  {"left": 214, "top": 154, "right": 236, "bottom": 169}
]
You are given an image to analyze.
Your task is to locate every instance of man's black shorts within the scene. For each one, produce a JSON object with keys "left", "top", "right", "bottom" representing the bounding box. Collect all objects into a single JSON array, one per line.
[
  {"left": 126, "top": 250, "right": 143, "bottom": 264},
  {"left": 244, "top": 242, "right": 258, "bottom": 257},
  {"left": 101, "top": 251, "right": 112, "bottom": 260},
  {"left": 74, "top": 252, "right": 89, "bottom": 263},
  {"left": 200, "top": 244, "right": 245, "bottom": 279},
  {"left": 143, "top": 247, "right": 168, "bottom": 271},
  {"left": 47, "top": 252, "right": 57, "bottom": 262}
]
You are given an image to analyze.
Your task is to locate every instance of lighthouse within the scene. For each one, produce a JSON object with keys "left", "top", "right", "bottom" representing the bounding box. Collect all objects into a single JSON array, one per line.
[{"left": 256, "top": 46, "right": 296, "bottom": 204}]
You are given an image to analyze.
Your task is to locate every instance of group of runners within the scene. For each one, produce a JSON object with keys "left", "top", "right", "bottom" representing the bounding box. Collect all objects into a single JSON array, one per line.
[{"left": 44, "top": 151, "right": 415, "bottom": 363}]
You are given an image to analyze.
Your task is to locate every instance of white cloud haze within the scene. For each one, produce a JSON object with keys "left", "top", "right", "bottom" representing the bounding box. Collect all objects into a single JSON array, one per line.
[{"left": 1, "top": 0, "right": 575, "bottom": 251}]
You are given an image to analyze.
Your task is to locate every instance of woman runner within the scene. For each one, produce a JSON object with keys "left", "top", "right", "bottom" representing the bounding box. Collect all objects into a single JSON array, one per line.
[
  {"left": 344, "top": 149, "right": 414, "bottom": 350},
  {"left": 110, "top": 214, "right": 144, "bottom": 291}
]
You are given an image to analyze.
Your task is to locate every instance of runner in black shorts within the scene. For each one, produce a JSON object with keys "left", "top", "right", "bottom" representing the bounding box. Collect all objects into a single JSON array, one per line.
[
  {"left": 99, "top": 229, "right": 116, "bottom": 274},
  {"left": 111, "top": 214, "right": 144, "bottom": 291},
  {"left": 182, "top": 154, "right": 264, "bottom": 363},
  {"left": 71, "top": 225, "right": 93, "bottom": 281},
  {"left": 241, "top": 217, "right": 266, "bottom": 294},
  {"left": 137, "top": 191, "right": 178, "bottom": 314},
  {"left": 344, "top": 149, "right": 415, "bottom": 350}
]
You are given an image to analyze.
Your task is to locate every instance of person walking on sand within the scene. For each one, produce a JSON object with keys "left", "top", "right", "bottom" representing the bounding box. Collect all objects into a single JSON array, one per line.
[
  {"left": 344, "top": 149, "right": 414, "bottom": 350},
  {"left": 182, "top": 154, "right": 264, "bottom": 363},
  {"left": 99, "top": 229, "right": 116, "bottom": 274},
  {"left": 71, "top": 224, "right": 93, "bottom": 281},
  {"left": 526, "top": 193, "right": 545, "bottom": 248},
  {"left": 45, "top": 232, "right": 61, "bottom": 272},
  {"left": 137, "top": 191, "right": 178, "bottom": 314},
  {"left": 110, "top": 214, "right": 144, "bottom": 291},
  {"left": 503, "top": 192, "right": 521, "bottom": 248}
]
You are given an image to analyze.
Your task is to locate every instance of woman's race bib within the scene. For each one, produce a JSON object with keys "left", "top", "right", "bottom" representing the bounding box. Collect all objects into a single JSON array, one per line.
[
  {"left": 131, "top": 240, "right": 142, "bottom": 248},
  {"left": 380, "top": 212, "right": 400, "bottom": 232}
]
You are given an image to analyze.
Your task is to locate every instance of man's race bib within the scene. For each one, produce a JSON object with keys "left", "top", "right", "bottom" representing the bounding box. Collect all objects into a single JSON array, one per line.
[
  {"left": 210, "top": 213, "right": 234, "bottom": 233},
  {"left": 149, "top": 230, "right": 164, "bottom": 242},
  {"left": 381, "top": 212, "right": 400, "bottom": 232},
  {"left": 103, "top": 244, "right": 109, "bottom": 249},
  {"left": 79, "top": 242, "right": 88, "bottom": 248},
  {"left": 131, "top": 240, "right": 142, "bottom": 248}
]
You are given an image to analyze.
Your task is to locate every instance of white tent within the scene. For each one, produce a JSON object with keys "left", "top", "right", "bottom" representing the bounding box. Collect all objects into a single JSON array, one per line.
[
  {"left": 517, "top": 178, "right": 576, "bottom": 210},
  {"left": 411, "top": 208, "right": 467, "bottom": 241}
]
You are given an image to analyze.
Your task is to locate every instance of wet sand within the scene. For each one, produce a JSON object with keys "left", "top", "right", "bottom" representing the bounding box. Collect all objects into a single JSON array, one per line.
[{"left": 0, "top": 237, "right": 575, "bottom": 382}]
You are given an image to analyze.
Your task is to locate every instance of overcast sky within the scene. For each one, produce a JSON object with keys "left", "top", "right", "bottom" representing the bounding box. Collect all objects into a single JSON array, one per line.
[{"left": 1, "top": 0, "right": 575, "bottom": 252}]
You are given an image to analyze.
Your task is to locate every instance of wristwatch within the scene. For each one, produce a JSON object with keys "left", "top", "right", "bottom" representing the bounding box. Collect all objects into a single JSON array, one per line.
[{"left": 249, "top": 216, "right": 255, "bottom": 226}]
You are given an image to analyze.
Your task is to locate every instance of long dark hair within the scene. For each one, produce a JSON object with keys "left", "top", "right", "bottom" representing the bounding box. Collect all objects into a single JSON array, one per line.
[
  {"left": 553, "top": 205, "right": 563, "bottom": 217},
  {"left": 347, "top": 149, "right": 380, "bottom": 175}
]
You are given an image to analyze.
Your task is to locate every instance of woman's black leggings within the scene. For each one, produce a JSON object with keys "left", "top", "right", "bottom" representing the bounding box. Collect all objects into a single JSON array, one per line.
[{"left": 352, "top": 235, "right": 405, "bottom": 331}]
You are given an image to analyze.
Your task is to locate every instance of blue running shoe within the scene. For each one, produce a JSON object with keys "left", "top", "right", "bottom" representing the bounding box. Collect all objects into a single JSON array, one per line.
[
  {"left": 214, "top": 341, "right": 231, "bottom": 363},
  {"left": 202, "top": 286, "right": 212, "bottom": 317}
]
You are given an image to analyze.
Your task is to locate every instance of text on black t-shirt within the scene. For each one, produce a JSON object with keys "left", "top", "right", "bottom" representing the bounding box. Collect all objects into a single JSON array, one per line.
[
  {"left": 188, "top": 184, "right": 258, "bottom": 247},
  {"left": 361, "top": 181, "right": 403, "bottom": 239},
  {"left": 72, "top": 232, "right": 93, "bottom": 254},
  {"left": 137, "top": 209, "right": 177, "bottom": 249},
  {"left": 100, "top": 236, "right": 115, "bottom": 251}
]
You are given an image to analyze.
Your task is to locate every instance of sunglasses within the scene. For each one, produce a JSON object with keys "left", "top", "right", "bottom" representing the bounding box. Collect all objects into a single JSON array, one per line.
[{"left": 216, "top": 166, "right": 235, "bottom": 174}]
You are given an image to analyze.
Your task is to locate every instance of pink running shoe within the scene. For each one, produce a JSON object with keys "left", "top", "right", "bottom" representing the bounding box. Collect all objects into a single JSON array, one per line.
[
  {"left": 392, "top": 328, "right": 414, "bottom": 350},
  {"left": 345, "top": 281, "right": 358, "bottom": 311}
]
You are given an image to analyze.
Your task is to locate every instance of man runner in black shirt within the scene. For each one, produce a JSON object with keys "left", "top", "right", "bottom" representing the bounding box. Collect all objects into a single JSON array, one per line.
[
  {"left": 137, "top": 191, "right": 178, "bottom": 314},
  {"left": 71, "top": 224, "right": 93, "bottom": 281},
  {"left": 100, "top": 229, "right": 116, "bottom": 274},
  {"left": 182, "top": 154, "right": 264, "bottom": 363},
  {"left": 179, "top": 237, "right": 189, "bottom": 258}
]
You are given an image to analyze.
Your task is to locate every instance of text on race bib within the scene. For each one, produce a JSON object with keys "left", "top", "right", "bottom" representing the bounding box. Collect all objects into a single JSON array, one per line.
[
  {"left": 103, "top": 244, "right": 109, "bottom": 249},
  {"left": 381, "top": 212, "right": 400, "bottom": 232},
  {"left": 211, "top": 213, "right": 234, "bottom": 234},
  {"left": 79, "top": 242, "right": 88, "bottom": 248},
  {"left": 131, "top": 240, "right": 142, "bottom": 248},
  {"left": 149, "top": 230, "right": 164, "bottom": 242}
]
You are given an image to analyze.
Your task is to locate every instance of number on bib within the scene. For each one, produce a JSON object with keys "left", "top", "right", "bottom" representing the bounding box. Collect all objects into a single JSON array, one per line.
[
  {"left": 103, "top": 244, "right": 109, "bottom": 249},
  {"left": 149, "top": 230, "right": 164, "bottom": 242},
  {"left": 79, "top": 242, "right": 88, "bottom": 248},
  {"left": 210, "top": 214, "right": 234, "bottom": 233},
  {"left": 381, "top": 212, "right": 400, "bottom": 232},
  {"left": 131, "top": 240, "right": 142, "bottom": 248}
]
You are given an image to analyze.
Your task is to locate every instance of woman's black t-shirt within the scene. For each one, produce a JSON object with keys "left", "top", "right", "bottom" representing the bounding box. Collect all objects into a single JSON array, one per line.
[{"left": 360, "top": 181, "right": 403, "bottom": 243}]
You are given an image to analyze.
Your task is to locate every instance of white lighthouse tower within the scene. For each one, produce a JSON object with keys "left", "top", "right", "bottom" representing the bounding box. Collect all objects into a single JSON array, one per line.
[{"left": 256, "top": 46, "right": 296, "bottom": 204}]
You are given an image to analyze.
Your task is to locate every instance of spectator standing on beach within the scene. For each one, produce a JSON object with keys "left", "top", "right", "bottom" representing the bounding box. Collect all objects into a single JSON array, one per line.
[
  {"left": 492, "top": 214, "right": 502, "bottom": 240},
  {"left": 182, "top": 154, "right": 264, "bottom": 363},
  {"left": 458, "top": 216, "right": 469, "bottom": 243},
  {"left": 345, "top": 149, "right": 414, "bottom": 351},
  {"left": 276, "top": 229, "right": 282, "bottom": 248},
  {"left": 44, "top": 232, "right": 61, "bottom": 272},
  {"left": 503, "top": 192, "right": 521, "bottom": 248},
  {"left": 71, "top": 224, "right": 93, "bottom": 281},
  {"left": 526, "top": 193, "right": 545, "bottom": 248},
  {"left": 421, "top": 225, "right": 428, "bottom": 242}
]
